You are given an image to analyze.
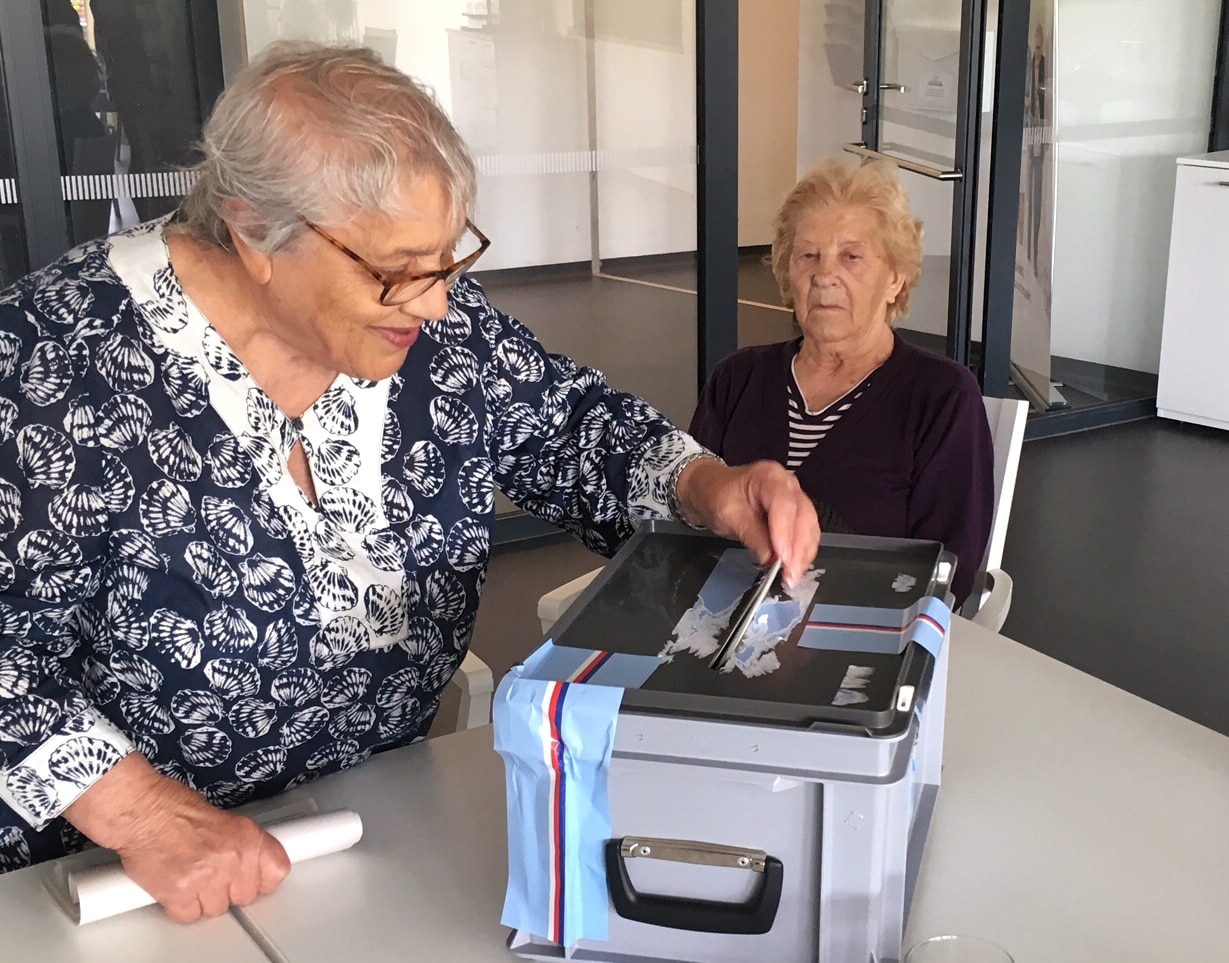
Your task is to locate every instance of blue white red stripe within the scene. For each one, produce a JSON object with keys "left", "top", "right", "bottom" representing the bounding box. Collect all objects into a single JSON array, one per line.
[
  {"left": 805, "top": 611, "right": 946, "bottom": 636},
  {"left": 566, "top": 650, "right": 612, "bottom": 683},
  {"left": 539, "top": 681, "right": 570, "bottom": 944}
]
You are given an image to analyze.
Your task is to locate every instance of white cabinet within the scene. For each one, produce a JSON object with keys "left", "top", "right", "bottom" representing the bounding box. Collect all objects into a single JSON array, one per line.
[{"left": 1157, "top": 151, "right": 1229, "bottom": 429}]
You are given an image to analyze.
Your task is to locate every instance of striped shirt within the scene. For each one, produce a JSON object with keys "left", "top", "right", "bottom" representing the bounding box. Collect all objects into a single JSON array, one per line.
[{"left": 786, "top": 357, "right": 871, "bottom": 470}]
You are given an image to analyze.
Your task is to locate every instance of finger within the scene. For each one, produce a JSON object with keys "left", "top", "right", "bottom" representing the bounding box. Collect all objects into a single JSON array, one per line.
[
  {"left": 163, "top": 897, "right": 202, "bottom": 925},
  {"left": 198, "top": 888, "right": 231, "bottom": 918},
  {"left": 764, "top": 487, "right": 802, "bottom": 585},
  {"left": 764, "top": 476, "right": 819, "bottom": 587},
  {"left": 737, "top": 508, "right": 775, "bottom": 567},
  {"left": 257, "top": 837, "right": 292, "bottom": 894},
  {"left": 228, "top": 871, "right": 260, "bottom": 908}
]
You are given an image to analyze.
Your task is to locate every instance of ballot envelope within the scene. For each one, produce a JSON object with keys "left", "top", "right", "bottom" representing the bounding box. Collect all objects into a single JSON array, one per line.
[{"left": 500, "top": 522, "right": 956, "bottom": 963}]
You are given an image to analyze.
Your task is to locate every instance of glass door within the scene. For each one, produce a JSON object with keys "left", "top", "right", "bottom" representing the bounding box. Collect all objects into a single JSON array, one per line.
[
  {"left": 838, "top": 0, "right": 987, "bottom": 366},
  {"left": 0, "top": 1, "right": 220, "bottom": 273},
  {"left": 49, "top": 0, "right": 212, "bottom": 244}
]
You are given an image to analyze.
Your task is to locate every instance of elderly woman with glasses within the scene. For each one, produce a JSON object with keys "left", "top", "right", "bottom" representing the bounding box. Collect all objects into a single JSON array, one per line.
[
  {"left": 0, "top": 43, "right": 817, "bottom": 917},
  {"left": 691, "top": 158, "right": 994, "bottom": 605}
]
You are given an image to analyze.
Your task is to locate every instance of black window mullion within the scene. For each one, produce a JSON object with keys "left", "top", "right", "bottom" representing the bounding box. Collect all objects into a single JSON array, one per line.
[
  {"left": 696, "top": 0, "right": 739, "bottom": 387},
  {"left": 0, "top": 0, "right": 70, "bottom": 270}
]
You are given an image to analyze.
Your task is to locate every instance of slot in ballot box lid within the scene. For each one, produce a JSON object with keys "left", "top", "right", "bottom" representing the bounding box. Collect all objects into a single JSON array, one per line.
[{"left": 545, "top": 523, "right": 954, "bottom": 736}]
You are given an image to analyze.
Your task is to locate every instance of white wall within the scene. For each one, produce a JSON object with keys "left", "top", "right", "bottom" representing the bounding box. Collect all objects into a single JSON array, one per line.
[
  {"left": 1050, "top": 0, "right": 1221, "bottom": 373},
  {"left": 738, "top": 1, "right": 801, "bottom": 247}
]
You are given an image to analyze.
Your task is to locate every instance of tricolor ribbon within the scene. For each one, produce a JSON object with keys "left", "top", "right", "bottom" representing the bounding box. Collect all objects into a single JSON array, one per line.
[
  {"left": 493, "top": 642, "right": 643, "bottom": 948},
  {"left": 798, "top": 594, "right": 951, "bottom": 656}
]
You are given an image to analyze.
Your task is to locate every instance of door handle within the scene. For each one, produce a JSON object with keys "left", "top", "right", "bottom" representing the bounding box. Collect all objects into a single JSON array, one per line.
[
  {"left": 841, "top": 81, "right": 908, "bottom": 95},
  {"left": 842, "top": 143, "right": 963, "bottom": 182}
]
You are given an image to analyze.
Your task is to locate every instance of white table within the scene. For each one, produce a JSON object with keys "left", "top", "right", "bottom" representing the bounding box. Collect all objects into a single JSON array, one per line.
[
  {"left": 906, "top": 618, "right": 1229, "bottom": 960},
  {"left": 0, "top": 847, "right": 269, "bottom": 963},
  {"left": 5, "top": 617, "right": 1228, "bottom": 962},
  {"left": 232, "top": 718, "right": 514, "bottom": 962}
]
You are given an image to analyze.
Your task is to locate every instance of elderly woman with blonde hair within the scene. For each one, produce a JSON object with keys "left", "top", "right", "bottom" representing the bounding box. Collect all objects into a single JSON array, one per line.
[{"left": 690, "top": 157, "right": 994, "bottom": 604}]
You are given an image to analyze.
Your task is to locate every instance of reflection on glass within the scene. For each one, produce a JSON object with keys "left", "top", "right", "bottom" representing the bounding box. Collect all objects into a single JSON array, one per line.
[
  {"left": 40, "top": 0, "right": 208, "bottom": 244},
  {"left": 1049, "top": 0, "right": 1221, "bottom": 378},
  {"left": 874, "top": 0, "right": 961, "bottom": 345},
  {"left": 241, "top": 0, "right": 696, "bottom": 271},
  {"left": 0, "top": 36, "right": 27, "bottom": 285},
  {"left": 879, "top": 0, "right": 961, "bottom": 170}
]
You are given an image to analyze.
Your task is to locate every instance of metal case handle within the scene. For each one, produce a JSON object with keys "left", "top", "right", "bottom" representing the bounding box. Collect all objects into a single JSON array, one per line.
[{"left": 605, "top": 837, "right": 784, "bottom": 934}]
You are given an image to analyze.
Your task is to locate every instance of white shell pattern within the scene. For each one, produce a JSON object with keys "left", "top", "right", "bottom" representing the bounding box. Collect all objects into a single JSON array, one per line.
[
  {"left": 6, "top": 767, "right": 58, "bottom": 820},
  {"left": 238, "top": 554, "right": 296, "bottom": 611},
  {"left": 171, "top": 689, "right": 225, "bottom": 726},
  {"left": 109, "top": 650, "right": 164, "bottom": 692},
  {"left": 429, "top": 396, "right": 479, "bottom": 447},
  {"left": 48, "top": 485, "right": 110, "bottom": 538},
  {"left": 95, "top": 333, "right": 155, "bottom": 393},
  {"left": 205, "top": 434, "right": 252, "bottom": 488},
  {"left": 150, "top": 609, "right": 204, "bottom": 668},
  {"left": 109, "top": 528, "right": 163, "bottom": 571},
  {"left": 20, "top": 340, "right": 75, "bottom": 407},
  {"left": 162, "top": 353, "right": 209, "bottom": 417},
  {"left": 96, "top": 393, "right": 152, "bottom": 452},
  {"left": 402, "top": 440, "right": 445, "bottom": 497},
  {"left": 320, "top": 668, "right": 371, "bottom": 709},
  {"left": 200, "top": 496, "right": 254, "bottom": 556},
  {"left": 428, "top": 346, "right": 480, "bottom": 394},
  {"left": 17, "top": 529, "right": 83, "bottom": 572},
  {"left": 457, "top": 457, "right": 494, "bottom": 515},
  {"left": 203, "top": 605, "right": 259, "bottom": 654},
  {"left": 16, "top": 425, "right": 75, "bottom": 489},
  {"left": 139, "top": 479, "right": 196, "bottom": 537},
  {"left": 0, "top": 649, "right": 40, "bottom": 699},
  {"left": 185, "top": 540, "right": 239, "bottom": 599},
  {"left": 228, "top": 699, "right": 278, "bottom": 739},
  {"left": 147, "top": 425, "right": 204, "bottom": 482},
  {"left": 0, "top": 696, "right": 62, "bottom": 745},
  {"left": 47, "top": 736, "right": 124, "bottom": 786},
  {"left": 119, "top": 691, "right": 174, "bottom": 734}
]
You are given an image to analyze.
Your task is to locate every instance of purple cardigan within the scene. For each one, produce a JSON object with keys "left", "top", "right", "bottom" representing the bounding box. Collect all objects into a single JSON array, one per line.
[{"left": 689, "top": 334, "right": 995, "bottom": 604}]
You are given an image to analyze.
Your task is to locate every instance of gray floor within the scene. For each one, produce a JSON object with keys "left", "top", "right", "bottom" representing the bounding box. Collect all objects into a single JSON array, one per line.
[{"left": 444, "top": 261, "right": 1229, "bottom": 739}]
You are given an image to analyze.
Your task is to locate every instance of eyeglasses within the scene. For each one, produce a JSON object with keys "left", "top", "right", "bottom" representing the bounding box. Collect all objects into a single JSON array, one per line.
[{"left": 299, "top": 216, "right": 490, "bottom": 306}]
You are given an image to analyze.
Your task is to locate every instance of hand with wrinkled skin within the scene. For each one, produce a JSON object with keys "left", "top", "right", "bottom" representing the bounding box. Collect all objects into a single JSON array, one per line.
[
  {"left": 674, "top": 457, "right": 821, "bottom": 587},
  {"left": 65, "top": 753, "right": 291, "bottom": 923}
]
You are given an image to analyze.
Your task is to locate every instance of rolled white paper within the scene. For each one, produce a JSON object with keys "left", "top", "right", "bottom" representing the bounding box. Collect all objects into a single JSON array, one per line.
[{"left": 67, "top": 808, "right": 364, "bottom": 925}]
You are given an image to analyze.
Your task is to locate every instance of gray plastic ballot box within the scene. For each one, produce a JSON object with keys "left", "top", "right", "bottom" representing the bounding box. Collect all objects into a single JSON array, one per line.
[{"left": 505, "top": 523, "right": 956, "bottom": 963}]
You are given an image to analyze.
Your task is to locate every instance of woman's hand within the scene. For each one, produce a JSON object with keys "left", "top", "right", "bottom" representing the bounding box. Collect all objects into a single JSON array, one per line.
[
  {"left": 674, "top": 457, "right": 820, "bottom": 587},
  {"left": 65, "top": 753, "right": 290, "bottom": 923}
]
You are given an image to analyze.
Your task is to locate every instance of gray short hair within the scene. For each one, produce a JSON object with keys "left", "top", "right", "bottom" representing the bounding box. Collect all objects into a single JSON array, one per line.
[{"left": 174, "top": 41, "right": 476, "bottom": 253}]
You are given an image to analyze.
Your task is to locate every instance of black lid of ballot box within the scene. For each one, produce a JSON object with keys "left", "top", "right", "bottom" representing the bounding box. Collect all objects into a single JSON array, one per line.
[{"left": 547, "top": 524, "right": 952, "bottom": 736}]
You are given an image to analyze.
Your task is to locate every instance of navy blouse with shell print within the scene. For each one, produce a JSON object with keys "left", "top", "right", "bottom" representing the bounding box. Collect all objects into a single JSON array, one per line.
[{"left": 0, "top": 220, "right": 700, "bottom": 870}]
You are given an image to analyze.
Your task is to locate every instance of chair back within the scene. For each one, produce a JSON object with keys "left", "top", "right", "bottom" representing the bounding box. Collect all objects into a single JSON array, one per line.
[{"left": 980, "top": 396, "right": 1029, "bottom": 575}]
